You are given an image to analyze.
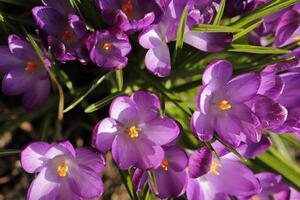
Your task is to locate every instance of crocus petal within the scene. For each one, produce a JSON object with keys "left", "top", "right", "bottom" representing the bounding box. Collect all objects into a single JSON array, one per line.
[
  {"left": 196, "top": 84, "right": 214, "bottom": 114},
  {"left": 21, "top": 142, "right": 51, "bottom": 173},
  {"left": 8, "top": 35, "right": 36, "bottom": 60},
  {"left": 109, "top": 96, "right": 138, "bottom": 126},
  {"left": 0, "top": 46, "right": 24, "bottom": 72},
  {"left": 225, "top": 73, "right": 260, "bottom": 103},
  {"left": 134, "top": 137, "right": 165, "bottom": 170},
  {"left": 93, "top": 118, "right": 119, "bottom": 153},
  {"left": 56, "top": 181, "right": 81, "bottom": 200},
  {"left": 68, "top": 165, "right": 104, "bottom": 198},
  {"left": 165, "top": 146, "right": 188, "bottom": 172},
  {"left": 22, "top": 78, "right": 51, "bottom": 111},
  {"left": 45, "top": 141, "right": 76, "bottom": 159},
  {"left": 132, "top": 169, "right": 148, "bottom": 192},
  {"left": 206, "top": 158, "right": 260, "bottom": 196},
  {"left": 186, "top": 178, "right": 205, "bottom": 200},
  {"left": 238, "top": 134, "right": 272, "bottom": 158},
  {"left": 278, "top": 72, "right": 300, "bottom": 108},
  {"left": 215, "top": 116, "right": 241, "bottom": 147},
  {"left": 27, "top": 167, "right": 60, "bottom": 200},
  {"left": 184, "top": 32, "right": 232, "bottom": 52},
  {"left": 32, "top": 7, "right": 66, "bottom": 38},
  {"left": 154, "top": 169, "right": 187, "bottom": 199},
  {"left": 141, "top": 116, "right": 180, "bottom": 146},
  {"left": 68, "top": 14, "right": 88, "bottom": 39},
  {"left": 75, "top": 148, "right": 105, "bottom": 173},
  {"left": 139, "top": 25, "right": 162, "bottom": 49},
  {"left": 188, "top": 147, "right": 212, "bottom": 178},
  {"left": 131, "top": 91, "right": 160, "bottom": 122},
  {"left": 42, "top": 0, "right": 74, "bottom": 15},
  {"left": 145, "top": 42, "right": 171, "bottom": 77},
  {"left": 2, "top": 69, "right": 34, "bottom": 96},
  {"left": 255, "top": 172, "right": 282, "bottom": 189},
  {"left": 112, "top": 135, "right": 137, "bottom": 169},
  {"left": 202, "top": 60, "right": 233, "bottom": 86},
  {"left": 191, "top": 110, "right": 214, "bottom": 141}
]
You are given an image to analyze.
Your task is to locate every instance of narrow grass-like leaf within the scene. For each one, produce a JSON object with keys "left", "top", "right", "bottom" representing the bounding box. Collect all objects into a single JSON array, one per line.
[
  {"left": 213, "top": 0, "right": 226, "bottom": 25},
  {"left": 0, "top": 0, "right": 32, "bottom": 6},
  {"left": 233, "top": 0, "right": 299, "bottom": 28},
  {"left": 84, "top": 91, "right": 124, "bottom": 113},
  {"left": 281, "top": 134, "right": 300, "bottom": 149},
  {"left": 0, "top": 149, "right": 20, "bottom": 157},
  {"left": 116, "top": 69, "right": 123, "bottom": 92},
  {"left": 118, "top": 170, "right": 137, "bottom": 200},
  {"left": 233, "top": 19, "right": 264, "bottom": 41},
  {"left": 228, "top": 44, "right": 291, "bottom": 54},
  {"left": 173, "top": 6, "right": 187, "bottom": 64},
  {"left": 192, "top": 24, "right": 242, "bottom": 32},
  {"left": 270, "top": 134, "right": 293, "bottom": 161},
  {"left": 64, "top": 72, "right": 112, "bottom": 113}
]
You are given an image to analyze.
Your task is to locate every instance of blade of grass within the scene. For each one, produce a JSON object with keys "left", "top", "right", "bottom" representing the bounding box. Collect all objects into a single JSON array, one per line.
[
  {"left": 0, "top": 149, "right": 20, "bottom": 157},
  {"left": 228, "top": 44, "right": 291, "bottom": 54},
  {"left": 233, "top": 19, "right": 264, "bottom": 41},
  {"left": 213, "top": 0, "right": 226, "bottom": 25},
  {"left": 192, "top": 24, "right": 242, "bottom": 32},
  {"left": 116, "top": 69, "right": 124, "bottom": 92}
]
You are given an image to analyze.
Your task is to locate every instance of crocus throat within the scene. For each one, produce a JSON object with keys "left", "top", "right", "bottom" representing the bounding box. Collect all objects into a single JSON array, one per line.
[
  {"left": 251, "top": 195, "right": 260, "bottom": 200},
  {"left": 161, "top": 159, "right": 169, "bottom": 171},
  {"left": 210, "top": 160, "right": 221, "bottom": 175},
  {"left": 122, "top": 0, "right": 133, "bottom": 16},
  {"left": 128, "top": 126, "right": 141, "bottom": 139},
  {"left": 218, "top": 100, "right": 231, "bottom": 110},
  {"left": 102, "top": 42, "right": 112, "bottom": 50},
  {"left": 25, "top": 61, "right": 39, "bottom": 72},
  {"left": 57, "top": 163, "right": 69, "bottom": 177},
  {"left": 63, "top": 30, "right": 74, "bottom": 41}
]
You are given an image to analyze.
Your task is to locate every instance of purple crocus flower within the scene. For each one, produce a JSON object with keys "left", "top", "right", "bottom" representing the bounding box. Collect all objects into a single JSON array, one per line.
[
  {"left": 190, "top": 60, "right": 262, "bottom": 147},
  {"left": 224, "top": 0, "right": 266, "bottom": 17},
  {"left": 187, "top": 147, "right": 261, "bottom": 200},
  {"left": 133, "top": 146, "right": 188, "bottom": 199},
  {"left": 138, "top": 0, "right": 233, "bottom": 77},
  {"left": 87, "top": 30, "right": 131, "bottom": 70},
  {"left": 93, "top": 91, "right": 180, "bottom": 170},
  {"left": 32, "top": 0, "right": 90, "bottom": 63},
  {"left": 21, "top": 141, "right": 105, "bottom": 200},
  {"left": 96, "top": 0, "right": 162, "bottom": 33},
  {"left": 0, "top": 35, "right": 51, "bottom": 111}
]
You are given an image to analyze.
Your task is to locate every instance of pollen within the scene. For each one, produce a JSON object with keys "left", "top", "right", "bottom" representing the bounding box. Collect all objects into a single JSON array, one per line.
[
  {"left": 57, "top": 163, "right": 69, "bottom": 177},
  {"left": 63, "top": 30, "right": 74, "bottom": 41},
  {"left": 210, "top": 160, "right": 221, "bottom": 175},
  {"left": 25, "top": 61, "right": 38, "bottom": 72},
  {"left": 218, "top": 100, "right": 231, "bottom": 110},
  {"left": 122, "top": 0, "right": 133, "bottom": 16},
  {"left": 161, "top": 160, "right": 169, "bottom": 171},
  {"left": 102, "top": 42, "right": 112, "bottom": 50},
  {"left": 128, "top": 126, "right": 141, "bottom": 139},
  {"left": 251, "top": 195, "right": 260, "bottom": 200}
]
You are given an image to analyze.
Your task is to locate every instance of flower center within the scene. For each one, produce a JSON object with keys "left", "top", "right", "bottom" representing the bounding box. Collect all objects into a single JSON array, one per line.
[
  {"left": 63, "top": 30, "right": 74, "bottom": 41},
  {"left": 251, "top": 195, "right": 260, "bottom": 200},
  {"left": 25, "top": 61, "right": 39, "bottom": 72},
  {"left": 161, "top": 159, "right": 169, "bottom": 171},
  {"left": 210, "top": 160, "right": 221, "bottom": 175},
  {"left": 102, "top": 42, "right": 112, "bottom": 50},
  {"left": 122, "top": 0, "right": 133, "bottom": 16},
  {"left": 128, "top": 126, "right": 141, "bottom": 139},
  {"left": 218, "top": 100, "right": 231, "bottom": 110},
  {"left": 57, "top": 163, "right": 69, "bottom": 177}
]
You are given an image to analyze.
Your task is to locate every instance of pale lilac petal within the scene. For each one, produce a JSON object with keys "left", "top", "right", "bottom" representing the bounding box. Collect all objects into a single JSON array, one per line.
[
  {"left": 191, "top": 110, "right": 214, "bottom": 141},
  {"left": 278, "top": 72, "right": 300, "bottom": 108},
  {"left": 56, "top": 181, "right": 81, "bottom": 200},
  {"left": 138, "top": 25, "right": 162, "bottom": 49},
  {"left": 165, "top": 146, "right": 188, "bottom": 172},
  {"left": 202, "top": 60, "right": 233, "bottom": 86},
  {"left": 75, "top": 148, "right": 105, "bottom": 173},
  {"left": 112, "top": 135, "right": 137, "bottom": 169},
  {"left": 21, "top": 142, "right": 51, "bottom": 173},
  {"left": 8, "top": 35, "right": 36, "bottom": 60},
  {"left": 225, "top": 73, "right": 260, "bottom": 103},
  {"left": 238, "top": 135, "right": 272, "bottom": 158},
  {"left": 109, "top": 96, "right": 138, "bottom": 126},
  {"left": 186, "top": 178, "right": 205, "bottom": 200},
  {"left": 45, "top": 141, "right": 76, "bottom": 159},
  {"left": 196, "top": 84, "right": 214, "bottom": 114},
  {"left": 141, "top": 116, "right": 180, "bottom": 146},
  {"left": 188, "top": 147, "right": 212, "bottom": 178},
  {"left": 132, "top": 169, "right": 148, "bottom": 192},
  {"left": 0, "top": 46, "right": 24, "bottom": 72},
  {"left": 145, "top": 42, "right": 171, "bottom": 77},
  {"left": 27, "top": 168, "right": 60, "bottom": 200},
  {"left": 93, "top": 118, "right": 119, "bottom": 153}
]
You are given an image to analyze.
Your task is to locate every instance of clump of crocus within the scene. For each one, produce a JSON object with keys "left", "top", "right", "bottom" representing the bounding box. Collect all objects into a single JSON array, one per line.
[
  {"left": 0, "top": 35, "right": 51, "bottom": 110},
  {"left": 21, "top": 141, "right": 105, "bottom": 200},
  {"left": 133, "top": 146, "right": 188, "bottom": 199},
  {"left": 138, "top": 0, "right": 232, "bottom": 77},
  {"left": 224, "top": 0, "right": 266, "bottom": 17},
  {"left": 96, "top": 0, "right": 162, "bottom": 33},
  {"left": 190, "top": 60, "right": 262, "bottom": 147},
  {"left": 187, "top": 147, "right": 260, "bottom": 200},
  {"left": 32, "top": 0, "right": 90, "bottom": 63},
  {"left": 93, "top": 91, "right": 180, "bottom": 170},
  {"left": 88, "top": 30, "right": 131, "bottom": 70}
]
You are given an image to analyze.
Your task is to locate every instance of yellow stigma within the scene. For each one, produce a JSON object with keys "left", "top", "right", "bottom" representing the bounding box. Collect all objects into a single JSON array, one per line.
[
  {"left": 57, "top": 163, "right": 69, "bottom": 177},
  {"left": 25, "top": 61, "right": 38, "bottom": 72},
  {"left": 128, "top": 126, "right": 141, "bottom": 139},
  {"left": 122, "top": 0, "right": 133, "bottom": 16},
  {"left": 251, "top": 195, "right": 260, "bottom": 200},
  {"left": 102, "top": 42, "right": 112, "bottom": 50},
  {"left": 210, "top": 160, "right": 221, "bottom": 175},
  {"left": 161, "top": 159, "right": 169, "bottom": 171},
  {"left": 292, "top": 35, "right": 300, "bottom": 41},
  {"left": 218, "top": 100, "right": 231, "bottom": 110}
]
